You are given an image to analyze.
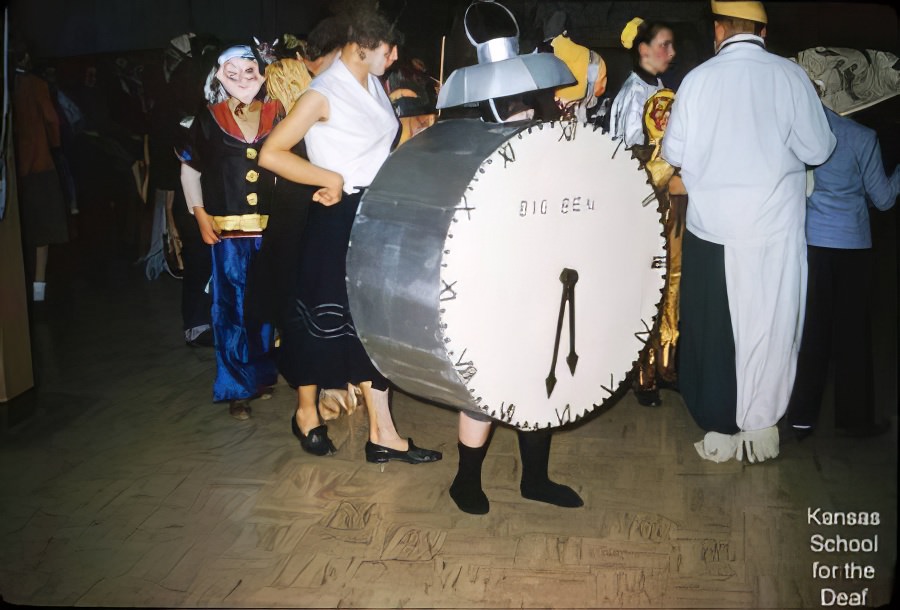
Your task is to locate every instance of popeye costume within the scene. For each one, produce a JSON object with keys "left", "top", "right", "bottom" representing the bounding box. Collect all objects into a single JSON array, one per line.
[{"left": 180, "top": 46, "right": 281, "bottom": 412}]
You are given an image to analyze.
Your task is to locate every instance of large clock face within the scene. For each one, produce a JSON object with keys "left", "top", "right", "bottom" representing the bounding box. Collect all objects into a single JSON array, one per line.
[
  {"left": 348, "top": 119, "right": 664, "bottom": 430},
  {"left": 438, "top": 121, "right": 664, "bottom": 429}
]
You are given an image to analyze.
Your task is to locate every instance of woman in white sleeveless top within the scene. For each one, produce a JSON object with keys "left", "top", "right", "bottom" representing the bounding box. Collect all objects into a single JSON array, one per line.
[{"left": 260, "top": 10, "right": 441, "bottom": 465}]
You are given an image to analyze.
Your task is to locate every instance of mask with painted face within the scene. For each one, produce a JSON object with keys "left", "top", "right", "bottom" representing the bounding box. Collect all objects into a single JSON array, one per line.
[{"left": 215, "top": 46, "right": 265, "bottom": 105}]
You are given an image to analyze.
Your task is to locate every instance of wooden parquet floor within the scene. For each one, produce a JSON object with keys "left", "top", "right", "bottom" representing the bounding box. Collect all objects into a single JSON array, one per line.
[{"left": 1, "top": 247, "right": 897, "bottom": 608}]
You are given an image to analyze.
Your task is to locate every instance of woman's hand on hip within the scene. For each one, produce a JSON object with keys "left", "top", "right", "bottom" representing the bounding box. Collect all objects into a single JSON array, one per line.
[{"left": 313, "top": 174, "right": 344, "bottom": 206}]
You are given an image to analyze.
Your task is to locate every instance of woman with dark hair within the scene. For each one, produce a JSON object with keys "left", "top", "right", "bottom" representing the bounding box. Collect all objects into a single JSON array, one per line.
[
  {"left": 608, "top": 18, "right": 679, "bottom": 409},
  {"left": 609, "top": 18, "right": 676, "bottom": 148},
  {"left": 259, "top": 9, "right": 441, "bottom": 465}
]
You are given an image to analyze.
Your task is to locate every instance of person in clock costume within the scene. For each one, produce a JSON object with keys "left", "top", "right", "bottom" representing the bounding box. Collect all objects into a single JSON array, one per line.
[
  {"left": 438, "top": 0, "right": 584, "bottom": 515},
  {"left": 660, "top": 0, "right": 835, "bottom": 463},
  {"left": 179, "top": 45, "right": 280, "bottom": 420},
  {"left": 258, "top": 7, "right": 441, "bottom": 465}
]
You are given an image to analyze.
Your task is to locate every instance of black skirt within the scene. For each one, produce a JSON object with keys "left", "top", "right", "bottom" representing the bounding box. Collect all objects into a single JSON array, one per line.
[{"left": 276, "top": 189, "right": 388, "bottom": 391}]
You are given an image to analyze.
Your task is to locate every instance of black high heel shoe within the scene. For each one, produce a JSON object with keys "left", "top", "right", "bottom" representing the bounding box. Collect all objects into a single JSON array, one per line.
[
  {"left": 291, "top": 415, "right": 337, "bottom": 456},
  {"left": 365, "top": 438, "right": 442, "bottom": 464}
]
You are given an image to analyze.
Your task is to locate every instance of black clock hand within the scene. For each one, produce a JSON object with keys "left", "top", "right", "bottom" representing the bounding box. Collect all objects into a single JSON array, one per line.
[
  {"left": 546, "top": 275, "right": 567, "bottom": 398},
  {"left": 546, "top": 268, "right": 579, "bottom": 398},
  {"left": 565, "top": 269, "right": 578, "bottom": 375}
]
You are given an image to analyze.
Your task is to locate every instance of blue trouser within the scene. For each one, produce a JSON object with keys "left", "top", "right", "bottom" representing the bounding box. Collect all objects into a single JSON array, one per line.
[{"left": 210, "top": 236, "right": 277, "bottom": 402}]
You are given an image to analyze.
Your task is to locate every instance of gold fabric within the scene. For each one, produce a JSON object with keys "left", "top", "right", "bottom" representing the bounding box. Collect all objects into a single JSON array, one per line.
[
  {"left": 710, "top": 0, "right": 767, "bottom": 24},
  {"left": 318, "top": 384, "right": 365, "bottom": 421},
  {"left": 211, "top": 213, "right": 269, "bottom": 232},
  {"left": 551, "top": 35, "right": 590, "bottom": 101},
  {"left": 398, "top": 114, "right": 437, "bottom": 146},
  {"left": 265, "top": 58, "right": 313, "bottom": 113},
  {"left": 657, "top": 194, "right": 686, "bottom": 380},
  {"left": 646, "top": 157, "right": 675, "bottom": 189},
  {"left": 634, "top": 88, "right": 686, "bottom": 391}
]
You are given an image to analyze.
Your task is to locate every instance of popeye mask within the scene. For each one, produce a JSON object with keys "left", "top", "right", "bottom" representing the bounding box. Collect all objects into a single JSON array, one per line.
[{"left": 216, "top": 46, "right": 265, "bottom": 105}]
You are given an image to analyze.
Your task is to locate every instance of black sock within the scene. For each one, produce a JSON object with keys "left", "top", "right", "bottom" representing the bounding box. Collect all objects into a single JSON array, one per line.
[
  {"left": 518, "top": 429, "right": 583, "bottom": 508},
  {"left": 449, "top": 441, "right": 490, "bottom": 514}
]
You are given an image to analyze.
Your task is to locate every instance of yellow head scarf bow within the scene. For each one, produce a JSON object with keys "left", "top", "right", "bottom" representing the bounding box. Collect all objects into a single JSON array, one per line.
[{"left": 621, "top": 17, "right": 644, "bottom": 49}]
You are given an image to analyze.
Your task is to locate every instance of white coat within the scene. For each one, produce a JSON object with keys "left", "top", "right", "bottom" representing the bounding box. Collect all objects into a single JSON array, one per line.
[{"left": 662, "top": 34, "right": 835, "bottom": 431}]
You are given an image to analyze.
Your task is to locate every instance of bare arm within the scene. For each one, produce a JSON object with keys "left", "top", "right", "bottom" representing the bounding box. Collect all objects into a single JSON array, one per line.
[
  {"left": 180, "top": 163, "right": 220, "bottom": 244},
  {"left": 258, "top": 89, "right": 344, "bottom": 206}
]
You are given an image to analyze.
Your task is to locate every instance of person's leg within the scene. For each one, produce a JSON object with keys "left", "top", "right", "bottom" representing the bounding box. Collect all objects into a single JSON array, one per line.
[
  {"left": 295, "top": 385, "right": 321, "bottom": 433},
  {"left": 517, "top": 428, "right": 583, "bottom": 507},
  {"left": 291, "top": 384, "right": 336, "bottom": 455},
  {"left": 679, "top": 231, "right": 739, "bottom": 434},
  {"left": 360, "top": 382, "right": 442, "bottom": 464},
  {"left": 210, "top": 238, "right": 272, "bottom": 418},
  {"left": 786, "top": 246, "right": 833, "bottom": 435},
  {"left": 33, "top": 245, "right": 49, "bottom": 301},
  {"left": 833, "top": 248, "right": 878, "bottom": 432},
  {"left": 450, "top": 412, "right": 492, "bottom": 514},
  {"left": 172, "top": 191, "right": 212, "bottom": 344},
  {"left": 360, "top": 382, "right": 407, "bottom": 450}
]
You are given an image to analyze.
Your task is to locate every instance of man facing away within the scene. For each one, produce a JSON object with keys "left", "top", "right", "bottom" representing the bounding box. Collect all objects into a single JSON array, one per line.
[{"left": 660, "top": 0, "right": 836, "bottom": 463}]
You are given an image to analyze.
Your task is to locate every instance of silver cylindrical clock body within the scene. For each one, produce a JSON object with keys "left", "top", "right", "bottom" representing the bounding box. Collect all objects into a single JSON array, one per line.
[{"left": 347, "top": 118, "right": 665, "bottom": 430}]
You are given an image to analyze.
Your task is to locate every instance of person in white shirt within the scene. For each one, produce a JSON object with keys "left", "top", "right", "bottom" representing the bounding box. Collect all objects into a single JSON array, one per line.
[
  {"left": 660, "top": 0, "right": 835, "bottom": 463},
  {"left": 259, "top": 9, "right": 441, "bottom": 466}
]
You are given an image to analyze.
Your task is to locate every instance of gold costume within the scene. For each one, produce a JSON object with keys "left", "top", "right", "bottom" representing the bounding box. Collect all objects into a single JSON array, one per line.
[{"left": 632, "top": 89, "right": 685, "bottom": 390}]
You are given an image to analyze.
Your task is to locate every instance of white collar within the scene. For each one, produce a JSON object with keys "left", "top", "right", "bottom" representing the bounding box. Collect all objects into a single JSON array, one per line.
[{"left": 716, "top": 33, "right": 766, "bottom": 55}]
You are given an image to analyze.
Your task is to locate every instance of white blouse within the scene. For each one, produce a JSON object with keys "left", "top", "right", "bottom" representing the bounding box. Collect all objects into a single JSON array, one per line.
[
  {"left": 609, "top": 71, "right": 662, "bottom": 148},
  {"left": 305, "top": 58, "right": 398, "bottom": 194}
]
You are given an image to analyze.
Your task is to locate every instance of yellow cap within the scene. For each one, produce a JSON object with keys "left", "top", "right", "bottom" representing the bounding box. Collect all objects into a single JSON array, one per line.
[
  {"left": 710, "top": 1, "right": 768, "bottom": 24},
  {"left": 620, "top": 17, "right": 644, "bottom": 49}
]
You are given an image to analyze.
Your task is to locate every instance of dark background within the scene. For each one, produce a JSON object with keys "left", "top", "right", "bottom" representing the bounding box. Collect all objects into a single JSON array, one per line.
[
  {"left": 7, "top": 0, "right": 897, "bottom": 219},
  {"left": 9, "top": 1, "right": 899, "bottom": 65},
  {"left": 6, "top": 0, "right": 898, "bottom": 170},
  {"left": 7, "top": 1, "right": 899, "bottom": 139}
]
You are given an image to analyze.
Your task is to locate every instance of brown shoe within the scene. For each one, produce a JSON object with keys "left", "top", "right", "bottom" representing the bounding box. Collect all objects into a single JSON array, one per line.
[{"left": 229, "top": 400, "right": 252, "bottom": 421}]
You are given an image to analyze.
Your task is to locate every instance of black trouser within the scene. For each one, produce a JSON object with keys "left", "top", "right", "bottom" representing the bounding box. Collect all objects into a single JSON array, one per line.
[
  {"left": 172, "top": 188, "right": 212, "bottom": 333},
  {"left": 678, "top": 231, "right": 739, "bottom": 434},
  {"left": 787, "top": 246, "right": 874, "bottom": 430}
]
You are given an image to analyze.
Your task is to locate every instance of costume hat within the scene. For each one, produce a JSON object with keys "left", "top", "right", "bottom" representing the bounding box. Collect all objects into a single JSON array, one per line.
[
  {"left": 437, "top": 0, "right": 574, "bottom": 109},
  {"left": 710, "top": 1, "right": 768, "bottom": 24}
]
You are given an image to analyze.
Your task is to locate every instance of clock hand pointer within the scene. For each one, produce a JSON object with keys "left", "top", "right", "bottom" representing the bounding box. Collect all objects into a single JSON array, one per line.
[
  {"left": 545, "top": 273, "right": 567, "bottom": 398},
  {"left": 546, "top": 268, "right": 579, "bottom": 398},
  {"left": 565, "top": 269, "right": 578, "bottom": 374}
]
